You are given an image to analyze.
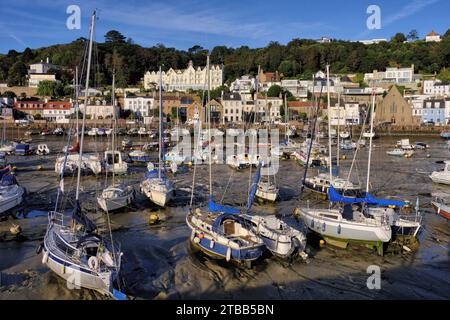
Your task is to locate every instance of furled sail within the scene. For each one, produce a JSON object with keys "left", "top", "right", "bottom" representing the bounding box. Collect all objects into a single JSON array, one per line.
[
  {"left": 208, "top": 195, "right": 240, "bottom": 215},
  {"left": 329, "top": 186, "right": 406, "bottom": 207},
  {"left": 247, "top": 161, "right": 262, "bottom": 210}
]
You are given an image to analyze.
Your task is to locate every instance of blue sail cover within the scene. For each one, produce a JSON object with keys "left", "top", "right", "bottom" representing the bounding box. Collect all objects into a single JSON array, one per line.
[
  {"left": 71, "top": 201, "right": 97, "bottom": 233},
  {"left": 247, "top": 162, "right": 262, "bottom": 210},
  {"left": 329, "top": 186, "right": 407, "bottom": 207},
  {"left": 208, "top": 196, "right": 240, "bottom": 215},
  {"left": 146, "top": 169, "right": 158, "bottom": 179}
]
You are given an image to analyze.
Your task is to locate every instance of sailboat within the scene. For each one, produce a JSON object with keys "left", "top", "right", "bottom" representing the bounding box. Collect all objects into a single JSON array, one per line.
[
  {"left": 98, "top": 71, "right": 134, "bottom": 212},
  {"left": 186, "top": 56, "right": 265, "bottom": 265},
  {"left": 242, "top": 162, "right": 308, "bottom": 258},
  {"left": 41, "top": 12, "right": 125, "bottom": 299},
  {"left": 298, "top": 67, "right": 395, "bottom": 255},
  {"left": 140, "top": 66, "right": 174, "bottom": 207},
  {"left": 303, "top": 66, "right": 360, "bottom": 198}
]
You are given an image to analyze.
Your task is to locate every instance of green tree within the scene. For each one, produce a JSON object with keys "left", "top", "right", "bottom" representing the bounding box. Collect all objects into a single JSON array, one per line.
[
  {"left": 37, "top": 80, "right": 64, "bottom": 97},
  {"left": 391, "top": 33, "right": 407, "bottom": 43},
  {"left": 267, "top": 84, "right": 282, "bottom": 97},
  {"left": 437, "top": 69, "right": 450, "bottom": 83},
  {"left": 7, "top": 61, "right": 27, "bottom": 86},
  {"left": 407, "top": 30, "right": 419, "bottom": 41},
  {"left": 105, "top": 30, "right": 126, "bottom": 43}
]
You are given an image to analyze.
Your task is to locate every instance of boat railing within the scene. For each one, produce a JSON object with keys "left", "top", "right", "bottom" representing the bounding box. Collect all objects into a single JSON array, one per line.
[{"left": 49, "top": 210, "right": 65, "bottom": 226}]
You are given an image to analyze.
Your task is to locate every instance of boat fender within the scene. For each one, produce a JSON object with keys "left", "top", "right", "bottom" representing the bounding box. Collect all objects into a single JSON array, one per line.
[
  {"left": 226, "top": 247, "right": 232, "bottom": 262},
  {"left": 198, "top": 233, "right": 204, "bottom": 240},
  {"left": 193, "top": 237, "right": 200, "bottom": 244},
  {"left": 322, "top": 222, "right": 326, "bottom": 232},
  {"left": 88, "top": 256, "right": 99, "bottom": 271},
  {"left": 210, "top": 240, "right": 215, "bottom": 249},
  {"left": 36, "top": 243, "right": 43, "bottom": 255},
  {"left": 42, "top": 251, "right": 49, "bottom": 264},
  {"left": 310, "top": 219, "right": 314, "bottom": 228},
  {"left": 337, "top": 224, "right": 341, "bottom": 234}
]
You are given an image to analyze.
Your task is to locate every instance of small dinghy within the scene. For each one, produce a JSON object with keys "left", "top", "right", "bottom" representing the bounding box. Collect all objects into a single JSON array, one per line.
[
  {"left": 431, "top": 193, "right": 450, "bottom": 220},
  {"left": 98, "top": 185, "right": 134, "bottom": 212},
  {"left": 386, "top": 149, "right": 405, "bottom": 156}
]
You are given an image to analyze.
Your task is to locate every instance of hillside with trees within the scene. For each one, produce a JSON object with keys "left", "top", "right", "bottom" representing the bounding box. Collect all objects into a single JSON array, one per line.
[{"left": 0, "top": 30, "right": 449, "bottom": 89}]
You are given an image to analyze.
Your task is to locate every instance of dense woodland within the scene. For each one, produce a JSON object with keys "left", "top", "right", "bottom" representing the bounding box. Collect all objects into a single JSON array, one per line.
[{"left": 1, "top": 29, "right": 449, "bottom": 91}]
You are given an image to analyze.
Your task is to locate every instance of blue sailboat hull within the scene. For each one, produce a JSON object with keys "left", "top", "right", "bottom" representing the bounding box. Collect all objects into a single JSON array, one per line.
[{"left": 192, "top": 230, "right": 264, "bottom": 262}]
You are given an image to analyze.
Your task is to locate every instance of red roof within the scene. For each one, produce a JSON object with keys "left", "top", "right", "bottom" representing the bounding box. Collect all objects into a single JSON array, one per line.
[
  {"left": 14, "top": 101, "right": 72, "bottom": 110},
  {"left": 288, "top": 101, "right": 325, "bottom": 108}
]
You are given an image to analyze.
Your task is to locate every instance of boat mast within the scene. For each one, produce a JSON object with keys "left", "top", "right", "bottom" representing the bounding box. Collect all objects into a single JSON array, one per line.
[
  {"left": 326, "top": 64, "right": 333, "bottom": 182},
  {"left": 75, "top": 11, "right": 95, "bottom": 201},
  {"left": 284, "top": 93, "right": 289, "bottom": 143},
  {"left": 111, "top": 70, "right": 116, "bottom": 186},
  {"left": 75, "top": 66, "right": 79, "bottom": 143},
  {"left": 158, "top": 65, "right": 162, "bottom": 179},
  {"left": 366, "top": 91, "right": 376, "bottom": 193},
  {"left": 207, "top": 55, "right": 212, "bottom": 196},
  {"left": 336, "top": 92, "right": 340, "bottom": 168}
]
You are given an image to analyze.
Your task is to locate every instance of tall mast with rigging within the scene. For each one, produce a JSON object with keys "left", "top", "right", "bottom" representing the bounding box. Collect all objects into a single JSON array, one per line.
[
  {"left": 75, "top": 11, "right": 95, "bottom": 201},
  {"left": 326, "top": 64, "right": 333, "bottom": 182},
  {"left": 366, "top": 91, "right": 376, "bottom": 193}
]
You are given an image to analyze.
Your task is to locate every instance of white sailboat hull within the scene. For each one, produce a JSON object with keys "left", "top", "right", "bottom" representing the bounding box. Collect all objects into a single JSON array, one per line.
[
  {"left": 299, "top": 208, "right": 392, "bottom": 243},
  {"left": 0, "top": 185, "right": 25, "bottom": 215},
  {"left": 97, "top": 187, "right": 134, "bottom": 212},
  {"left": 140, "top": 178, "right": 174, "bottom": 207}
]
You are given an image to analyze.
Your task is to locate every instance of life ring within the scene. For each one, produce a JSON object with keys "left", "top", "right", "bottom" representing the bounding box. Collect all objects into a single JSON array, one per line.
[{"left": 88, "top": 256, "right": 99, "bottom": 270}]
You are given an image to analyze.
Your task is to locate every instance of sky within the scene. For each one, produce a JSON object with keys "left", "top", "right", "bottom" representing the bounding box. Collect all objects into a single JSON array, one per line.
[{"left": 0, "top": 0, "right": 448, "bottom": 53}]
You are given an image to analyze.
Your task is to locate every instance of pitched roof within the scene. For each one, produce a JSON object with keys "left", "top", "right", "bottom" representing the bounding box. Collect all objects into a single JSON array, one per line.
[{"left": 427, "top": 30, "right": 439, "bottom": 37}]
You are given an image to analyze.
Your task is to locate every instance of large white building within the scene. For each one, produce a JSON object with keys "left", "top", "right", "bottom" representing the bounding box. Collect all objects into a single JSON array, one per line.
[
  {"left": 425, "top": 31, "right": 441, "bottom": 43},
  {"left": 280, "top": 80, "right": 308, "bottom": 98},
  {"left": 28, "top": 58, "right": 58, "bottom": 88},
  {"left": 328, "top": 103, "right": 361, "bottom": 126},
  {"left": 124, "top": 95, "right": 155, "bottom": 118},
  {"left": 222, "top": 92, "right": 243, "bottom": 123},
  {"left": 364, "top": 65, "right": 417, "bottom": 84},
  {"left": 143, "top": 60, "right": 223, "bottom": 92},
  {"left": 230, "top": 75, "right": 255, "bottom": 93},
  {"left": 423, "top": 80, "right": 450, "bottom": 96},
  {"left": 79, "top": 100, "right": 120, "bottom": 119}
]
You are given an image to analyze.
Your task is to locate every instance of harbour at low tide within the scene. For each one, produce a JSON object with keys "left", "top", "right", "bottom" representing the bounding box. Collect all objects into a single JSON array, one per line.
[{"left": 0, "top": 133, "right": 449, "bottom": 300}]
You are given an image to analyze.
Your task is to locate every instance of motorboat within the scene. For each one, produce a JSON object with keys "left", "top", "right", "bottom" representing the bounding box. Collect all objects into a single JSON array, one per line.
[
  {"left": 128, "top": 150, "right": 151, "bottom": 163},
  {"left": 87, "top": 128, "right": 98, "bottom": 136},
  {"left": 430, "top": 160, "right": 450, "bottom": 185},
  {"left": 0, "top": 171, "right": 25, "bottom": 217},
  {"left": 104, "top": 150, "right": 128, "bottom": 175},
  {"left": 303, "top": 173, "right": 361, "bottom": 198}
]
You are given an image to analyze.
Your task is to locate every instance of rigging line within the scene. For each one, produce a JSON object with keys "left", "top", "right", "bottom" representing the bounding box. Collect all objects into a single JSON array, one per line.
[
  {"left": 299, "top": 77, "right": 323, "bottom": 200},
  {"left": 189, "top": 64, "right": 208, "bottom": 208}
]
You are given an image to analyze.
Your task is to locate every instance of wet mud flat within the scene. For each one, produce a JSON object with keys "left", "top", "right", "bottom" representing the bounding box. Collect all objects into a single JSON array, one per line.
[{"left": 0, "top": 135, "right": 449, "bottom": 300}]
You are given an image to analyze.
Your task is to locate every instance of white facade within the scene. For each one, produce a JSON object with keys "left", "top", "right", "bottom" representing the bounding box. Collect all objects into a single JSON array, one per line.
[
  {"left": 124, "top": 96, "right": 155, "bottom": 117},
  {"left": 364, "top": 65, "right": 416, "bottom": 84},
  {"left": 222, "top": 93, "right": 243, "bottom": 123},
  {"left": 43, "top": 107, "right": 74, "bottom": 122},
  {"left": 29, "top": 58, "right": 55, "bottom": 74},
  {"left": 281, "top": 80, "right": 308, "bottom": 98},
  {"left": 79, "top": 101, "right": 120, "bottom": 119},
  {"left": 357, "top": 38, "right": 387, "bottom": 45},
  {"left": 230, "top": 75, "right": 255, "bottom": 93},
  {"left": 329, "top": 103, "right": 361, "bottom": 126},
  {"left": 423, "top": 80, "right": 450, "bottom": 96},
  {"left": 425, "top": 31, "right": 441, "bottom": 42},
  {"left": 28, "top": 73, "right": 57, "bottom": 88},
  {"left": 144, "top": 60, "right": 222, "bottom": 92}
]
